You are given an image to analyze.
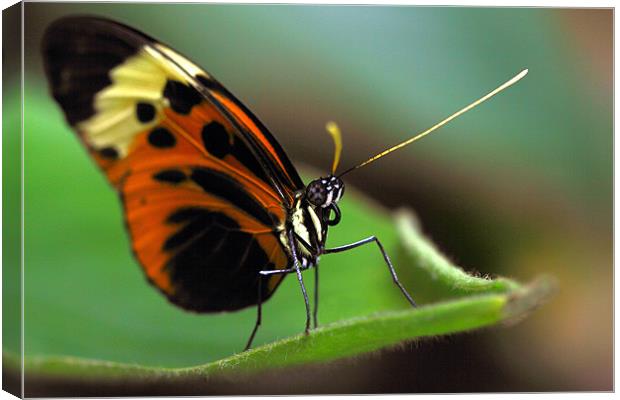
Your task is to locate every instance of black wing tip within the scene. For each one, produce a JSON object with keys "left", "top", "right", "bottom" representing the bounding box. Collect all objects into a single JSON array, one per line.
[
  {"left": 43, "top": 15, "right": 121, "bottom": 44},
  {"left": 41, "top": 14, "right": 156, "bottom": 54},
  {"left": 44, "top": 14, "right": 145, "bottom": 33},
  {"left": 41, "top": 15, "right": 155, "bottom": 127}
]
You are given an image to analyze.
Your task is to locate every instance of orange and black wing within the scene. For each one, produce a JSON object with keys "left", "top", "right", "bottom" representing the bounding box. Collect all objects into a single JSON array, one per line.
[{"left": 42, "top": 16, "right": 301, "bottom": 312}]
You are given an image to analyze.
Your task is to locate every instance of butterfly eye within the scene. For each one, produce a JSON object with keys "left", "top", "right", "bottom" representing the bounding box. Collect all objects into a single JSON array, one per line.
[{"left": 306, "top": 180, "right": 327, "bottom": 207}]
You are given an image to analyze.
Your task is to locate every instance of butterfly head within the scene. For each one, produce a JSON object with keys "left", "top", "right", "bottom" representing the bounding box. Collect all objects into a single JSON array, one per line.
[
  {"left": 305, "top": 175, "right": 345, "bottom": 226},
  {"left": 306, "top": 175, "right": 344, "bottom": 208},
  {"left": 302, "top": 122, "right": 346, "bottom": 223}
]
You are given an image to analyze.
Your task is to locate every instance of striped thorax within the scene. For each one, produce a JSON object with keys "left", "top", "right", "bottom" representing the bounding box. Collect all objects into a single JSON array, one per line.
[{"left": 280, "top": 175, "right": 346, "bottom": 268}]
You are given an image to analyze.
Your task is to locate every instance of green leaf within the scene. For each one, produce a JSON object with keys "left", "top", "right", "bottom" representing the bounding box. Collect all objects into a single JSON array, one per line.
[
  {"left": 6, "top": 208, "right": 555, "bottom": 383},
  {"left": 394, "top": 209, "right": 522, "bottom": 294},
  {"left": 7, "top": 279, "right": 553, "bottom": 382}
]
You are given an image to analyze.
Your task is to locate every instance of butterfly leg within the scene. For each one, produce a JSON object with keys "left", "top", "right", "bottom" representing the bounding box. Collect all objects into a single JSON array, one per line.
[
  {"left": 257, "top": 265, "right": 312, "bottom": 277},
  {"left": 324, "top": 236, "right": 417, "bottom": 307},
  {"left": 259, "top": 267, "right": 297, "bottom": 276},
  {"left": 245, "top": 266, "right": 305, "bottom": 351},
  {"left": 288, "top": 230, "right": 312, "bottom": 334},
  {"left": 292, "top": 232, "right": 320, "bottom": 329},
  {"left": 245, "top": 276, "right": 265, "bottom": 351},
  {"left": 313, "top": 266, "right": 319, "bottom": 329}
]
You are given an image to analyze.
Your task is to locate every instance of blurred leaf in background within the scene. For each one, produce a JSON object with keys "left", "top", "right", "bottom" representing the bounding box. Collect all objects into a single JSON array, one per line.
[{"left": 11, "top": 3, "right": 612, "bottom": 392}]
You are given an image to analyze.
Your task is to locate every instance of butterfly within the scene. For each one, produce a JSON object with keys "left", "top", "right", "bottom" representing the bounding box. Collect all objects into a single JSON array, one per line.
[{"left": 42, "top": 16, "right": 527, "bottom": 350}]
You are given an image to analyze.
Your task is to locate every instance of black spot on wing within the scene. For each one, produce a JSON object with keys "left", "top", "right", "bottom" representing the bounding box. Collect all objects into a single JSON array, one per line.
[
  {"left": 167, "top": 207, "right": 209, "bottom": 224},
  {"left": 99, "top": 147, "right": 119, "bottom": 159},
  {"left": 153, "top": 169, "right": 186, "bottom": 184},
  {"left": 148, "top": 127, "right": 176, "bottom": 148},
  {"left": 162, "top": 207, "right": 277, "bottom": 312},
  {"left": 201, "top": 120, "right": 270, "bottom": 184},
  {"left": 190, "top": 168, "right": 275, "bottom": 227},
  {"left": 163, "top": 80, "right": 202, "bottom": 114},
  {"left": 201, "top": 121, "right": 230, "bottom": 158},
  {"left": 136, "top": 102, "right": 156, "bottom": 122},
  {"left": 230, "top": 137, "right": 271, "bottom": 184},
  {"left": 194, "top": 75, "right": 273, "bottom": 186},
  {"left": 194, "top": 72, "right": 304, "bottom": 192}
]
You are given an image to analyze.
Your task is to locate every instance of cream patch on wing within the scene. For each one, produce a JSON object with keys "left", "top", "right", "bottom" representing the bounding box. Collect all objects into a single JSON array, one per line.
[
  {"left": 77, "top": 44, "right": 210, "bottom": 158},
  {"left": 77, "top": 48, "right": 165, "bottom": 157}
]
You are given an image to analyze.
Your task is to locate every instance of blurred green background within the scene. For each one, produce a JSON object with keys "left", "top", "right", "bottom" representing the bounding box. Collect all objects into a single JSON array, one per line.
[{"left": 7, "top": 3, "right": 612, "bottom": 393}]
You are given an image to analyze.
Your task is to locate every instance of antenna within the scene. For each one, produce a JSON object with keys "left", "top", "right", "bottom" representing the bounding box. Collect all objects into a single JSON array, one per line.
[
  {"left": 326, "top": 121, "right": 343, "bottom": 175},
  {"left": 338, "top": 69, "right": 529, "bottom": 177}
]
